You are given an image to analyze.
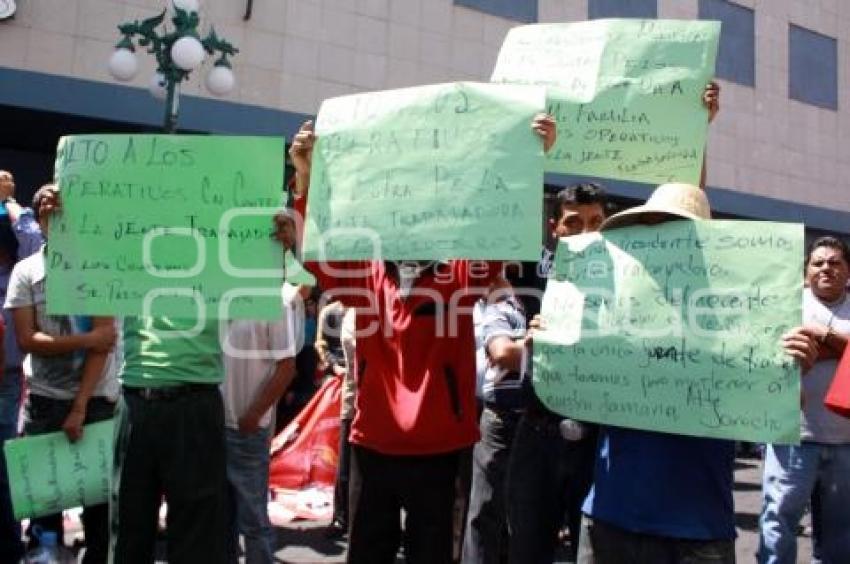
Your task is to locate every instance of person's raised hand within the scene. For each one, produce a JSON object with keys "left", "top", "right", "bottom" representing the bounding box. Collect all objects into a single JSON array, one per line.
[
  {"left": 782, "top": 326, "right": 819, "bottom": 374},
  {"left": 703, "top": 81, "right": 720, "bottom": 123},
  {"left": 532, "top": 113, "right": 557, "bottom": 153},
  {"left": 289, "top": 120, "right": 315, "bottom": 178}
]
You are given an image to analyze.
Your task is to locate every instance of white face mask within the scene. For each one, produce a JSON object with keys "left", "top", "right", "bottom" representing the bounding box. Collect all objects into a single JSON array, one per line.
[{"left": 395, "top": 261, "right": 436, "bottom": 299}]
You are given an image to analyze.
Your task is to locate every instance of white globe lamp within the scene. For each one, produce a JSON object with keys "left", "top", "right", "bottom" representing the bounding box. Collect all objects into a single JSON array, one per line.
[
  {"left": 171, "top": 36, "right": 205, "bottom": 71},
  {"left": 108, "top": 48, "right": 138, "bottom": 81},
  {"left": 172, "top": 0, "right": 199, "bottom": 13},
  {"left": 206, "top": 64, "right": 235, "bottom": 96}
]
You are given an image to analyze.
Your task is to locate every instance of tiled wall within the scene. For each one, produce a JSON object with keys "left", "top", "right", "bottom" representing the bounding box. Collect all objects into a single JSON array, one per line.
[{"left": 0, "top": 0, "right": 848, "bottom": 214}]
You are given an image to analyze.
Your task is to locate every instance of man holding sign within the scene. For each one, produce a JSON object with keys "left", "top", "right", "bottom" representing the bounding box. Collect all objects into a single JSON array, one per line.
[
  {"left": 4, "top": 184, "right": 120, "bottom": 562},
  {"left": 759, "top": 237, "right": 850, "bottom": 563},
  {"left": 289, "top": 97, "right": 555, "bottom": 563},
  {"left": 541, "top": 184, "right": 818, "bottom": 563}
]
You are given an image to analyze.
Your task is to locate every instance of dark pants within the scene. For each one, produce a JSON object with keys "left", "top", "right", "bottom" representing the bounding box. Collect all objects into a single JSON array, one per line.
[
  {"left": 577, "top": 517, "right": 736, "bottom": 564},
  {"left": 111, "top": 386, "right": 227, "bottom": 564},
  {"left": 462, "top": 408, "right": 521, "bottom": 564},
  {"left": 24, "top": 394, "right": 115, "bottom": 564},
  {"left": 506, "top": 412, "right": 596, "bottom": 564},
  {"left": 0, "top": 374, "right": 23, "bottom": 564},
  {"left": 347, "top": 445, "right": 464, "bottom": 564},
  {"left": 333, "top": 418, "right": 353, "bottom": 528}
]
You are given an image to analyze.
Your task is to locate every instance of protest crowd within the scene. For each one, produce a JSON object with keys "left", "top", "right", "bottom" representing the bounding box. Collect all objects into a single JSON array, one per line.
[{"left": 0, "top": 25, "right": 849, "bottom": 564}]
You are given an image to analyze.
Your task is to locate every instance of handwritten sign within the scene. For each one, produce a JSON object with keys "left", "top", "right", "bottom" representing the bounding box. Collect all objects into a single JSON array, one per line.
[
  {"left": 301, "top": 82, "right": 545, "bottom": 261},
  {"left": 4, "top": 420, "right": 113, "bottom": 519},
  {"left": 533, "top": 220, "right": 803, "bottom": 443},
  {"left": 491, "top": 19, "right": 720, "bottom": 185},
  {"left": 47, "top": 135, "right": 285, "bottom": 319},
  {"left": 284, "top": 250, "right": 316, "bottom": 286}
]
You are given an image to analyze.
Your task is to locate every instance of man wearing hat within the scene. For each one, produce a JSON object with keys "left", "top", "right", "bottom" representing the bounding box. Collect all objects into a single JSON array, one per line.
[{"left": 574, "top": 183, "right": 819, "bottom": 563}]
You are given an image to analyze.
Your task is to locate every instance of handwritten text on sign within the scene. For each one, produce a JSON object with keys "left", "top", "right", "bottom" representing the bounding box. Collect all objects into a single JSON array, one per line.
[
  {"left": 3, "top": 420, "right": 113, "bottom": 520},
  {"left": 301, "top": 82, "right": 545, "bottom": 261},
  {"left": 491, "top": 19, "right": 720, "bottom": 185},
  {"left": 533, "top": 220, "right": 803, "bottom": 443},
  {"left": 48, "top": 135, "right": 285, "bottom": 319}
]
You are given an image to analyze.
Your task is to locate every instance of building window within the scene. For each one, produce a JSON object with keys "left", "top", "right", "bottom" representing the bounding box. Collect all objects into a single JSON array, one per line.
[
  {"left": 698, "top": 0, "right": 755, "bottom": 86},
  {"left": 789, "top": 24, "right": 838, "bottom": 110},
  {"left": 454, "top": 0, "right": 537, "bottom": 23},
  {"left": 588, "top": 0, "right": 657, "bottom": 19}
]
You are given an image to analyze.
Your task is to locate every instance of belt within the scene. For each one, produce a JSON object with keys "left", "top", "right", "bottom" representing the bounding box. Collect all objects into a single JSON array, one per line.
[
  {"left": 523, "top": 408, "right": 563, "bottom": 435},
  {"left": 483, "top": 403, "right": 525, "bottom": 419},
  {"left": 523, "top": 408, "right": 595, "bottom": 442},
  {"left": 123, "top": 383, "right": 217, "bottom": 401}
]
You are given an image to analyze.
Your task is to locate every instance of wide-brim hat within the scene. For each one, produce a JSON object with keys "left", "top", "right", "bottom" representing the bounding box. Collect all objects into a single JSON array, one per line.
[
  {"left": 0, "top": 2, "right": 15, "bottom": 20},
  {"left": 600, "top": 182, "right": 711, "bottom": 231}
]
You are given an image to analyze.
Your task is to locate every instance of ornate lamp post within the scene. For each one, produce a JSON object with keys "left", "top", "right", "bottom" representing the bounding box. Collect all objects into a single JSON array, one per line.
[{"left": 107, "top": 0, "right": 238, "bottom": 132}]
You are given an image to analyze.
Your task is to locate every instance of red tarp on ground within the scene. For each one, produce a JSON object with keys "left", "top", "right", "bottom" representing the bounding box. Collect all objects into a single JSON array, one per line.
[{"left": 269, "top": 376, "right": 342, "bottom": 491}]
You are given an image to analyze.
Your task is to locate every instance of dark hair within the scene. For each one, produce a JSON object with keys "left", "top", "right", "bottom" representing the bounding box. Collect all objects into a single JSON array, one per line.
[
  {"left": 550, "top": 182, "right": 608, "bottom": 221},
  {"left": 31, "top": 184, "right": 56, "bottom": 222},
  {"left": 806, "top": 236, "right": 850, "bottom": 266}
]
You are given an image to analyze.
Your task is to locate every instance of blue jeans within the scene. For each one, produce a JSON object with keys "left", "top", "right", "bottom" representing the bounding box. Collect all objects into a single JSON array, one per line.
[
  {"left": 0, "top": 379, "right": 23, "bottom": 563},
  {"left": 759, "top": 442, "right": 850, "bottom": 564},
  {"left": 225, "top": 427, "right": 274, "bottom": 564}
]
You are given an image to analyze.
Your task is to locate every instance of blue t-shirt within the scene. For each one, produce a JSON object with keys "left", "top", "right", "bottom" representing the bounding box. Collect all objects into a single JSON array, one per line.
[{"left": 582, "top": 426, "right": 736, "bottom": 540}]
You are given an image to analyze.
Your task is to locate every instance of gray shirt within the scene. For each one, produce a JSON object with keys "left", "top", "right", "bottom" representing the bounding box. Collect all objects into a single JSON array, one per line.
[
  {"left": 801, "top": 288, "right": 850, "bottom": 444},
  {"left": 4, "top": 247, "right": 119, "bottom": 400}
]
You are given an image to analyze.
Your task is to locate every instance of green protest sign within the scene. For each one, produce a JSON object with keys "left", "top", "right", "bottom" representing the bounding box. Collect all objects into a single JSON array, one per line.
[
  {"left": 491, "top": 19, "right": 720, "bottom": 185},
  {"left": 301, "top": 82, "right": 545, "bottom": 261},
  {"left": 284, "top": 250, "right": 316, "bottom": 287},
  {"left": 48, "top": 135, "right": 286, "bottom": 319},
  {"left": 533, "top": 220, "right": 803, "bottom": 443},
  {"left": 4, "top": 420, "right": 113, "bottom": 520}
]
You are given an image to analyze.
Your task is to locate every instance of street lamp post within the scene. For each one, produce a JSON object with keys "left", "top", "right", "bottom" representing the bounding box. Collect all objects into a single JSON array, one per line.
[{"left": 107, "top": 1, "right": 238, "bottom": 133}]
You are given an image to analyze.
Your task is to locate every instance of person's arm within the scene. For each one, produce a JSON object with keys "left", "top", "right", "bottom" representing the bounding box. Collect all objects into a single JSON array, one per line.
[
  {"left": 700, "top": 81, "right": 721, "bottom": 189},
  {"left": 62, "top": 317, "right": 114, "bottom": 442},
  {"left": 487, "top": 335, "right": 525, "bottom": 373},
  {"left": 289, "top": 120, "right": 314, "bottom": 202},
  {"left": 481, "top": 299, "right": 526, "bottom": 378},
  {"left": 0, "top": 178, "right": 46, "bottom": 258},
  {"left": 11, "top": 210, "right": 45, "bottom": 260},
  {"left": 314, "top": 302, "right": 332, "bottom": 371},
  {"left": 239, "top": 357, "right": 296, "bottom": 434},
  {"left": 12, "top": 306, "right": 115, "bottom": 355},
  {"left": 287, "top": 120, "right": 374, "bottom": 303}
]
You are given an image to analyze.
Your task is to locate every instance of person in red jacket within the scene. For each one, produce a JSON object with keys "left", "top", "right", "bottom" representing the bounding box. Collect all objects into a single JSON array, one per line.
[{"left": 288, "top": 115, "right": 555, "bottom": 564}]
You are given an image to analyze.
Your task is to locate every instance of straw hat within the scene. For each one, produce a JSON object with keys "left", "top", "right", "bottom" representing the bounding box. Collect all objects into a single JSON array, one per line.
[{"left": 600, "top": 182, "right": 711, "bottom": 231}]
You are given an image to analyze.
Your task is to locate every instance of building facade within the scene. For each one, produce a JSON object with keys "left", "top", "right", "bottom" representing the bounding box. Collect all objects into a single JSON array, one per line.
[{"left": 0, "top": 0, "right": 847, "bottom": 235}]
